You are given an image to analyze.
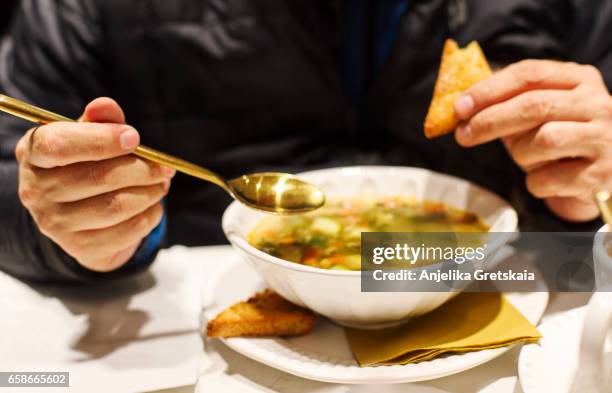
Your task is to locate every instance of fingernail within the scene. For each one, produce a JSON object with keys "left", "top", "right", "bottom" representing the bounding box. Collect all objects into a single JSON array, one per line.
[
  {"left": 162, "top": 180, "right": 171, "bottom": 193},
  {"left": 455, "top": 95, "right": 475, "bottom": 119},
  {"left": 457, "top": 124, "right": 472, "bottom": 144},
  {"left": 120, "top": 128, "right": 140, "bottom": 150},
  {"left": 162, "top": 166, "right": 176, "bottom": 178}
]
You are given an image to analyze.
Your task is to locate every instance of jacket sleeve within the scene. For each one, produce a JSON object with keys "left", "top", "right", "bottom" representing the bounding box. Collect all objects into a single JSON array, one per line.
[
  {"left": 566, "top": 0, "right": 612, "bottom": 91},
  {"left": 0, "top": 0, "right": 158, "bottom": 283},
  {"left": 456, "top": 0, "right": 612, "bottom": 90}
]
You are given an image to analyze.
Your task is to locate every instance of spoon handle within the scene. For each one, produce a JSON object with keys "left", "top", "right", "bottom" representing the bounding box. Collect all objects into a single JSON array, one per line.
[
  {"left": 0, "top": 94, "right": 228, "bottom": 190},
  {"left": 133, "top": 145, "right": 228, "bottom": 190}
]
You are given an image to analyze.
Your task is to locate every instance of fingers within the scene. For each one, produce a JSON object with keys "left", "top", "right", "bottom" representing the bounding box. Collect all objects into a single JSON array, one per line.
[
  {"left": 544, "top": 196, "right": 600, "bottom": 223},
  {"left": 22, "top": 122, "right": 140, "bottom": 168},
  {"left": 454, "top": 60, "right": 593, "bottom": 119},
  {"left": 448, "top": 59, "right": 612, "bottom": 224},
  {"left": 80, "top": 97, "right": 126, "bottom": 124},
  {"left": 455, "top": 90, "right": 593, "bottom": 146},
  {"left": 506, "top": 122, "right": 600, "bottom": 168},
  {"left": 14, "top": 97, "right": 170, "bottom": 273},
  {"left": 102, "top": 244, "right": 143, "bottom": 272},
  {"left": 17, "top": 96, "right": 136, "bottom": 169},
  {"left": 55, "top": 183, "right": 169, "bottom": 232},
  {"left": 65, "top": 203, "right": 165, "bottom": 272},
  {"left": 32, "top": 156, "right": 175, "bottom": 202},
  {"left": 527, "top": 158, "right": 602, "bottom": 224},
  {"left": 525, "top": 159, "right": 597, "bottom": 199}
]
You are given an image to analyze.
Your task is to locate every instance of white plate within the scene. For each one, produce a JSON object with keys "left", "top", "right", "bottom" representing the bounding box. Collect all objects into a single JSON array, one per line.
[
  {"left": 519, "top": 307, "right": 597, "bottom": 393},
  {"left": 203, "top": 257, "right": 549, "bottom": 384}
]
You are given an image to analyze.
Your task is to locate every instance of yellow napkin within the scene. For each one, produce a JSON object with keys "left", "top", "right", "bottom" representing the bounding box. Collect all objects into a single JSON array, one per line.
[{"left": 345, "top": 292, "right": 541, "bottom": 366}]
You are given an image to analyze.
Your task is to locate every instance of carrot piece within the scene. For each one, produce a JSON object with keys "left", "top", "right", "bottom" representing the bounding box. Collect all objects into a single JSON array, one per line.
[
  {"left": 328, "top": 255, "right": 345, "bottom": 265},
  {"left": 301, "top": 247, "right": 320, "bottom": 266},
  {"left": 302, "top": 257, "right": 318, "bottom": 267}
]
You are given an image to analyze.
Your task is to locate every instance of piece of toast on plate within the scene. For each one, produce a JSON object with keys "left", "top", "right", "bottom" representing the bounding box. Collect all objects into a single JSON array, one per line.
[
  {"left": 206, "top": 289, "right": 316, "bottom": 338},
  {"left": 424, "top": 39, "right": 492, "bottom": 139}
]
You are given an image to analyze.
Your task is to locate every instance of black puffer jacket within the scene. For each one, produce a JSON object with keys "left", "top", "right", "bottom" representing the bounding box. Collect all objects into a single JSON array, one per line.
[{"left": 1, "top": 0, "right": 611, "bottom": 282}]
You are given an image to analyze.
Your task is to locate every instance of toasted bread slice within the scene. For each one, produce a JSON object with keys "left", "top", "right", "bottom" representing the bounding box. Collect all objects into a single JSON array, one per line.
[
  {"left": 424, "top": 39, "right": 492, "bottom": 139},
  {"left": 206, "top": 290, "right": 316, "bottom": 338}
]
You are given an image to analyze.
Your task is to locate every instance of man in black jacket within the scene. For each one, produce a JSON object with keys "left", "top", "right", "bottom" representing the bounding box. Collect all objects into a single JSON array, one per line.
[{"left": 1, "top": 0, "right": 611, "bottom": 282}]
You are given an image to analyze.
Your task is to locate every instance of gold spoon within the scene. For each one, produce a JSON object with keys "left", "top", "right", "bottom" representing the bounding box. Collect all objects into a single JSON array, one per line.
[
  {"left": 594, "top": 188, "right": 612, "bottom": 226},
  {"left": 0, "top": 94, "right": 325, "bottom": 214}
]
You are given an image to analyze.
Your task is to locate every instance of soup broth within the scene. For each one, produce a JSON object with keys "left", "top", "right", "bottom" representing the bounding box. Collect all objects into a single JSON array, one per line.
[{"left": 248, "top": 196, "right": 489, "bottom": 270}]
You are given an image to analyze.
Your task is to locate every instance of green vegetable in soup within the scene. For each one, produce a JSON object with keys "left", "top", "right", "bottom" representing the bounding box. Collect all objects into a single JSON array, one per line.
[{"left": 248, "top": 196, "right": 489, "bottom": 270}]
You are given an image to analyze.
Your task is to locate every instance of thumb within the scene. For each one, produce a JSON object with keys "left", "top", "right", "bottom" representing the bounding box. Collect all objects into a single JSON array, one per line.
[{"left": 79, "top": 97, "right": 126, "bottom": 124}]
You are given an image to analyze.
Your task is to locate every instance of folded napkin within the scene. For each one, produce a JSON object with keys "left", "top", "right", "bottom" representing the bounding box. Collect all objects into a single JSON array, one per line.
[{"left": 345, "top": 292, "right": 541, "bottom": 366}]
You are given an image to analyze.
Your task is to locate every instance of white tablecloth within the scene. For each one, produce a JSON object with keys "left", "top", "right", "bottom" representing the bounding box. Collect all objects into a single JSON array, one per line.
[
  {"left": 0, "top": 245, "right": 232, "bottom": 393},
  {"left": 0, "top": 246, "right": 591, "bottom": 393}
]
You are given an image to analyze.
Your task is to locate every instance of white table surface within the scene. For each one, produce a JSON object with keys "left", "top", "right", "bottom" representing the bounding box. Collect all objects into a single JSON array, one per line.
[{"left": 0, "top": 245, "right": 591, "bottom": 393}]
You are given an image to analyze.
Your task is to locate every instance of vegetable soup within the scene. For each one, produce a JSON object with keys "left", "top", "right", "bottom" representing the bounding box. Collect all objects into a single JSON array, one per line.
[{"left": 248, "top": 196, "right": 489, "bottom": 270}]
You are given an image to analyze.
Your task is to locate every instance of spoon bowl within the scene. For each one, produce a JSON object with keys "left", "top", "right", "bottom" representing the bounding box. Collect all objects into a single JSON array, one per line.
[{"left": 228, "top": 173, "right": 326, "bottom": 214}]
